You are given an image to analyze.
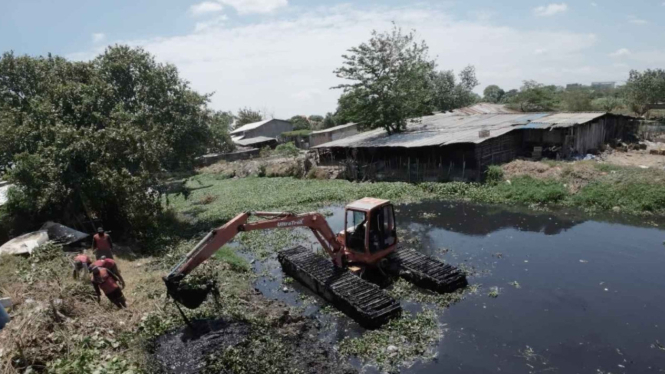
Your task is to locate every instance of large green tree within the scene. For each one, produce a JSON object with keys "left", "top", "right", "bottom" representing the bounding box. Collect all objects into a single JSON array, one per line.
[
  {"left": 483, "top": 85, "right": 505, "bottom": 103},
  {"left": 509, "top": 80, "right": 560, "bottom": 112},
  {"left": 333, "top": 26, "right": 436, "bottom": 134},
  {"left": 0, "top": 46, "right": 226, "bottom": 236},
  {"left": 235, "top": 107, "right": 263, "bottom": 127},
  {"left": 427, "top": 65, "right": 479, "bottom": 112},
  {"left": 289, "top": 115, "right": 311, "bottom": 130},
  {"left": 624, "top": 69, "right": 665, "bottom": 116}
]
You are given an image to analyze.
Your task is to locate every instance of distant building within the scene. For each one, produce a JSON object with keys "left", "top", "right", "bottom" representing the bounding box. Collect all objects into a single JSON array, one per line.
[
  {"left": 310, "top": 123, "right": 359, "bottom": 147},
  {"left": 230, "top": 118, "right": 293, "bottom": 147},
  {"left": 566, "top": 83, "right": 586, "bottom": 90},
  {"left": 591, "top": 81, "right": 616, "bottom": 89}
]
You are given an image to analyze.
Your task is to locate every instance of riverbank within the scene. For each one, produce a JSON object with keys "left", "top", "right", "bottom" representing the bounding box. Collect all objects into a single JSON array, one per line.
[{"left": 2, "top": 160, "right": 665, "bottom": 373}]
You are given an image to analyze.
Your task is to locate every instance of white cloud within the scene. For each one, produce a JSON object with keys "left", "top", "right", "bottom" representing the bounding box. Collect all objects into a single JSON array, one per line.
[
  {"left": 189, "top": 1, "right": 224, "bottom": 16},
  {"left": 628, "top": 15, "right": 648, "bottom": 25},
  {"left": 534, "top": 48, "right": 548, "bottom": 55},
  {"left": 70, "top": 5, "right": 603, "bottom": 116},
  {"left": 217, "top": 0, "right": 287, "bottom": 14},
  {"left": 533, "top": 3, "right": 568, "bottom": 17},
  {"left": 591, "top": 2, "right": 597, "bottom": 7},
  {"left": 610, "top": 48, "right": 631, "bottom": 57},
  {"left": 194, "top": 15, "right": 229, "bottom": 32},
  {"left": 91, "top": 33, "right": 106, "bottom": 43}
]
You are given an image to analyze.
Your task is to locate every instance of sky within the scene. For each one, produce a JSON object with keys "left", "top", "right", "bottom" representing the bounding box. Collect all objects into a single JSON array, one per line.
[{"left": 1, "top": 0, "right": 664, "bottom": 118}]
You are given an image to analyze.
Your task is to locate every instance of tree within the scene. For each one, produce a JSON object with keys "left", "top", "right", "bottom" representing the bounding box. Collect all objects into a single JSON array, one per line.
[
  {"left": 236, "top": 107, "right": 263, "bottom": 127},
  {"left": 289, "top": 115, "right": 311, "bottom": 130},
  {"left": 334, "top": 25, "right": 436, "bottom": 134},
  {"left": 0, "top": 46, "right": 223, "bottom": 236},
  {"left": 430, "top": 70, "right": 456, "bottom": 111},
  {"left": 321, "top": 112, "right": 339, "bottom": 129},
  {"left": 509, "top": 80, "right": 560, "bottom": 112},
  {"left": 502, "top": 89, "right": 519, "bottom": 103},
  {"left": 209, "top": 111, "right": 235, "bottom": 153},
  {"left": 483, "top": 85, "right": 505, "bottom": 103},
  {"left": 592, "top": 97, "right": 623, "bottom": 112},
  {"left": 430, "top": 66, "right": 479, "bottom": 111},
  {"left": 624, "top": 69, "right": 665, "bottom": 116},
  {"left": 559, "top": 88, "right": 593, "bottom": 111}
]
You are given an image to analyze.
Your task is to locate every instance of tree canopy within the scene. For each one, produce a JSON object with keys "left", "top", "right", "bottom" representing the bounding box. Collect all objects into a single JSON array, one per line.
[
  {"left": 624, "top": 69, "right": 665, "bottom": 116},
  {"left": 333, "top": 26, "right": 436, "bottom": 134},
  {"left": 235, "top": 107, "right": 263, "bottom": 127},
  {"left": 289, "top": 115, "right": 311, "bottom": 130},
  {"left": 0, "top": 46, "right": 229, "bottom": 236},
  {"left": 483, "top": 85, "right": 505, "bottom": 103}
]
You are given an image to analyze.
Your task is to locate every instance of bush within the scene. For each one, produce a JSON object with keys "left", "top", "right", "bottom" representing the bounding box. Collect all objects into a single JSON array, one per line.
[
  {"left": 273, "top": 142, "right": 300, "bottom": 158},
  {"left": 484, "top": 165, "right": 504, "bottom": 185}
]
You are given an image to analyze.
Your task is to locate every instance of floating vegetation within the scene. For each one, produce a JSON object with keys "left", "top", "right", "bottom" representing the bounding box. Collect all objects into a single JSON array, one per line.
[
  {"left": 338, "top": 310, "right": 440, "bottom": 373},
  {"left": 509, "top": 281, "right": 521, "bottom": 289},
  {"left": 488, "top": 286, "right": 500, "bottom": 298}
]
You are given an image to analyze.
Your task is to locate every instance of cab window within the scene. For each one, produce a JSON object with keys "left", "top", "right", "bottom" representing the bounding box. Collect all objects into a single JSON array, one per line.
[
  {"left": 368, "top": 205, "right": 397, "bottom": 253},
  {"left": 345, "top": 210, "right": 366, "bottom": 252}
]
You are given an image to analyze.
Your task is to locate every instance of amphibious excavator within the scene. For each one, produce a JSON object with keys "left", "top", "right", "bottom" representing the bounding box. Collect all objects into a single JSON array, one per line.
[{"left": 164, "top": 198, "right": 467, "bottom": 329}]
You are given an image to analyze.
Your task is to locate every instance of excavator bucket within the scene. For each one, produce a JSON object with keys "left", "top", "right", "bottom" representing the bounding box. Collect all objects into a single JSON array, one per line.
[{"left": 164, "top": 276, "right": 214, "bottom": 309}]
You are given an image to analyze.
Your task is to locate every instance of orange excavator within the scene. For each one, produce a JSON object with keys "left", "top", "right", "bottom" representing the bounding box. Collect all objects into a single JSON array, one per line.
[{"left": 165, "top": 198, "right": 467, "bottom": 329}]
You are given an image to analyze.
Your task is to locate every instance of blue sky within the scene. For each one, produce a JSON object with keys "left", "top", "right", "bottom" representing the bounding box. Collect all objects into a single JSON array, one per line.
[{"left": 2, "top": 0, "right": 664, "bottom": 117}]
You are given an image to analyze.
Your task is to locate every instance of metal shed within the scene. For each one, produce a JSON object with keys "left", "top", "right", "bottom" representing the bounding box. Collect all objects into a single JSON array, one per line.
[{"left": 314, "top": 112, "right": 636, "bottom": 182}]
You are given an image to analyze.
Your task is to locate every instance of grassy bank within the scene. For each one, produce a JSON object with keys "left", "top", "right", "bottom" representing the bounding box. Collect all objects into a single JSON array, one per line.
[{"left": 171, "top": 161, "right": 665, "bottom": 223}]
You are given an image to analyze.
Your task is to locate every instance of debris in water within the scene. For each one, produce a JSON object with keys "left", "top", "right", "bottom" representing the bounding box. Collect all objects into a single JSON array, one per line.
[
  {"left": 651, "top": 340, "right": 665, "bottom": 351},
  {"left": 509, "top": 281, "right": 521, "bottom": 289},
  {"left": 579, "top": 259, "right": 588, "bottom": 263},
  {"left": 493, "top": 252, "right": 503, "bottom": 259},
  {"left": 488, "top": 287, "right": 500, "bottom": 298}
]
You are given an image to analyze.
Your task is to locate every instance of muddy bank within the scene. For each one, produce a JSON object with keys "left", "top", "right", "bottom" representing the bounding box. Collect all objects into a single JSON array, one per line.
[{"left": 153, "top": 316, "right": 356, "bottom": 374}]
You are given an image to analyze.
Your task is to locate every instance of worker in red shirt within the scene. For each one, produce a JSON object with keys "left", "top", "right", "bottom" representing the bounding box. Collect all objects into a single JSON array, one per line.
[
  {"left": 72, "top": 253, "right": 92, "bottom": 279},
  {"left": 92, "top": 256, "right": 125, "bottom": 288},
  {"left": 92, "top": 227, "right": 114, "bottom": 260},
  {"left": 89, "top": 265, "right": 126, "bottom": 308}
]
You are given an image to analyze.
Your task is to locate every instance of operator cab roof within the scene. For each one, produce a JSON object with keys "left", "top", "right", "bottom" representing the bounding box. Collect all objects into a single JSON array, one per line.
[{"left": 346, "top": 197, "right": 390, "bottom": 212}]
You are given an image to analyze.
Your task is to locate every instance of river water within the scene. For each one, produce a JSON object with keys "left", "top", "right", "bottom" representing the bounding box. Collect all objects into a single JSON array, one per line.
[{"left": 255, "top": 201, "right": 665, "bottom": 373}]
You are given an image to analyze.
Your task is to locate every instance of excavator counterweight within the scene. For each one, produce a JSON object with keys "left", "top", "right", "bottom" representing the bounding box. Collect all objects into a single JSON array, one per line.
[{"left": 164, "top": 198, "right": 468, "bottom": 329}]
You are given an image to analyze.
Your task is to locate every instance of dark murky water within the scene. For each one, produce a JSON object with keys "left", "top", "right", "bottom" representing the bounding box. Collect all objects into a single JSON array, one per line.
[{"left": 254, "top": 201, "right": 665, "bottom": 373}]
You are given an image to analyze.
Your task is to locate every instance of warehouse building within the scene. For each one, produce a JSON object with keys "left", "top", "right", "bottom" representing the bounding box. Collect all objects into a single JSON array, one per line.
[
  {"left": 230, "top": 118, "right": 293, "bottom": 147},
  {"left": 313, "top": 112, "right": 636, "bottom": 182}
]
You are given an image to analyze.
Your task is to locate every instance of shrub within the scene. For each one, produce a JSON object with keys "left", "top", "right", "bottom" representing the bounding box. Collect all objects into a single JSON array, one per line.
[
  {"left": 273, "top": 142, "right": 300, "bottom": 158},
  {"left": 484, "top": 165, "right": 504, "bottom": 185}
]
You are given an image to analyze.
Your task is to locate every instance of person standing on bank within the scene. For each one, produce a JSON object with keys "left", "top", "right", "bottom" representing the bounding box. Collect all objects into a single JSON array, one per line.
[{"left": 92, "top": 227, "right": 114, "bottom": 260}]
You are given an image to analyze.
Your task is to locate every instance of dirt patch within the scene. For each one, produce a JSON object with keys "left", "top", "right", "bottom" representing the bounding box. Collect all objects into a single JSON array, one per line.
[
  {"left": 502, "top": 160, "right": 606, "bottom": 193},
  {"left": 600, "top": 149, "right": 665, "bottom": 169},
  {"left": 200, "top": 155, "right": 308, "bottom": 178},
  {"left": 502, "top": 160, "right": 562, "bottom": 179}
]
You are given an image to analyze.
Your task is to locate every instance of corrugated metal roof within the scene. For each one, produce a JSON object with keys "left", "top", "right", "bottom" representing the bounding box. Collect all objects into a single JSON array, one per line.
[
  {"left": 234, "top": 136, "right": 276, "bottom": 146},
  {"left": 313, "top": 112, "right": 616, "bottom": 149},
  {"left": 230, "top": 119, "right": 289, "bottom": 135},
  {"left": 451, "top": 103, "right": 519, "bottom": 115},
  {"left": 311, "top": 123, "right": 357, "bottom": 134}
]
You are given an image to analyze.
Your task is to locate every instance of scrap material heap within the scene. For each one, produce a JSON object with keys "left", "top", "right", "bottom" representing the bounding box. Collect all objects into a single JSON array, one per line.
[{"left": 164, "top": 198, "right": 468, "bottom": 328}]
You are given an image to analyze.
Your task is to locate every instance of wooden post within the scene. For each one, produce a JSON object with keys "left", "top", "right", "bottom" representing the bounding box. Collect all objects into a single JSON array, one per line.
[
  {"left": 408, "top": 157, "right": 411, "bottom": 183},
  {"left": 462, "top": 154, "right": 466, "bottom": 180}
]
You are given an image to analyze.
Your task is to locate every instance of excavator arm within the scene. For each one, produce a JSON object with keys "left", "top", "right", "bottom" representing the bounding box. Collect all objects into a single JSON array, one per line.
[{"left": 165, "top": 211, "right": 344, "bottom": 284}]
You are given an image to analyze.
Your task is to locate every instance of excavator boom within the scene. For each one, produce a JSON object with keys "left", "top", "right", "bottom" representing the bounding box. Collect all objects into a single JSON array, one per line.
[{"left": 167, "top": 211, "right": 343, "bottom": 280}]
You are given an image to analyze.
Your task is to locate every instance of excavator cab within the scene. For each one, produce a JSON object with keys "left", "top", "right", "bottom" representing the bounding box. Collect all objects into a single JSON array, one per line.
[{"left": 342, "top": 198, "right": 398, "bottom": 265}]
